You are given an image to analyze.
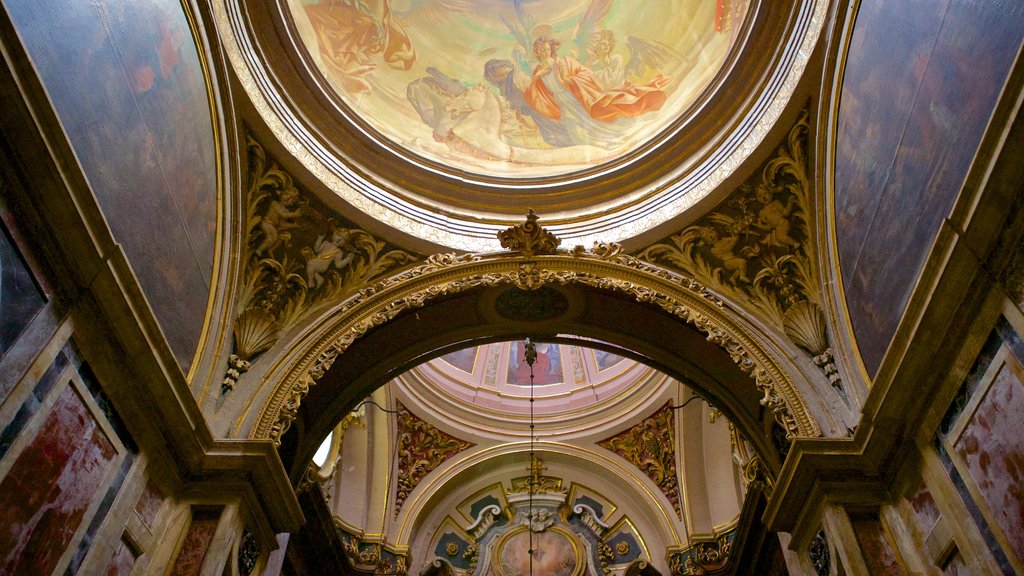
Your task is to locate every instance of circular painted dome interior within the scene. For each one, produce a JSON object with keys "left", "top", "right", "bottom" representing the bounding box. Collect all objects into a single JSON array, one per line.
[
  {"left": 287, "top": 0, "right": 751, "bottom": 179},
  {"left": 394, "top": 339, "right": 677, "bottom": 438}
]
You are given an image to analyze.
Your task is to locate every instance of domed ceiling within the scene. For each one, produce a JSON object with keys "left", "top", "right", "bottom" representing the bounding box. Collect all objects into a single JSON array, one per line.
[
  {"left": 287, "top": 0, "right": 750, "bottom": 179},
  {"left": 222, "top": 0, "right": 826, "bottom": 248},
  {"left": 400, "top": 340, "right": 672, "bottom": 438}
]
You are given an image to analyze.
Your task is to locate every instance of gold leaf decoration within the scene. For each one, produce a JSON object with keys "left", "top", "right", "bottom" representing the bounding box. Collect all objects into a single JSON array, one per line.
[
  {"left": 498, "top": 210, "right": 560, "bottom": 257},
  {"left": 638, "top": 111, "right": 819, "bottom": 333},
  {"left": 782, "top": 300, "right": 828, "bottom": 356},
  {"left": 598, "top": 402, "right": 682, "bottom": 518},
  {"left": 395, "top": 402, "right": 475, "bottom": 516},
  {"left": 252, "top": 249, "right": 821, "bottom": 446},
  {"left": 226, "top": 136, "right": 419, "bottom": 383},
  {"left": 233, "top": 306, "right": 280, "bottom": 360}
]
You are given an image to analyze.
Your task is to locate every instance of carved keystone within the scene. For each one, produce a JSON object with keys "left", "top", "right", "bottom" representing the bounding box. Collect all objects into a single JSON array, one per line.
[{"left": 498, "top": 210, "right": 560, "bottom": 257}]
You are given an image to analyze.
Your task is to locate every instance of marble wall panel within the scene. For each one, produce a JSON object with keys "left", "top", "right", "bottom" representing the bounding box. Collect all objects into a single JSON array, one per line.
[
  {"left": 4, "top": 0, "right": 218, "bottom": 374},
  {"left": 168, "top": 507, "right": 222, "bottom": 576},
  {"left": 0, "top": 384, "right": 117, "bottom": 573},
  {"left": 951, "top": 342, "right": 1024, "bottom": 562},
  {"left": 835, "top": 1, "right": 1024, "bottom": 374},
  {"left": 135, "top": 479, "right": 165, "bottom": 529},
  {"left": 105, "top": 536, "right": 137, "bottom": 576},
  {"left": 851, "top": 516, "right": 905, "bottom": 576},
  {"left": 908, "top": 480, "right": 941, "bottom": 536}
]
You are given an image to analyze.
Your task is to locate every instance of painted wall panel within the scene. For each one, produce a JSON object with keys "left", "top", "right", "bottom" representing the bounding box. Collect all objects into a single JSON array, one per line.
[
  {"left": 5, "top": 0, "right": 218, "bottom": 374},
  {"left": 952, "top": 344, "right": 1024, "bottom": 562},
  {"left": 835, "top": 1, "right": 1024, "bottom": 374}
]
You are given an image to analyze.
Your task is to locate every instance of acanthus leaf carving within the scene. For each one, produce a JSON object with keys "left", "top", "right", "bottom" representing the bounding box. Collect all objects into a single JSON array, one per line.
[
  {"left": 394, "top": 402, "right": 475, "bottom": 517},
  {"left": 598, "top": 402, "right": 683, "bottom": 519},
  {"left": 252, "top": 246, "right": 820, "bottom": 446},
  {"left": 223, "top": 136, "right": 420, "bottom": 391},
  {"left": 498, "top": 210, "right": 560, "bottom": 257},
  {"left": 638, "top": 111, "right": 816, "bottom": 333}
]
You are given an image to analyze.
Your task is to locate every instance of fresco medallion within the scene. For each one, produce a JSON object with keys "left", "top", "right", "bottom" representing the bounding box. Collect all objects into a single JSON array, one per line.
[{"left": 288, "top": 0, "right": 750, "bottom": 179}]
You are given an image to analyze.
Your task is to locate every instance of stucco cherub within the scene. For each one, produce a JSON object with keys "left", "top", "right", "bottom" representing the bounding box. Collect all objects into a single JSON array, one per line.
[
  {"left": 303, "top": 226, "right": 356, "bottom": 289},
  {"left": 702, "top": 226, "right": 754, "bottom": 285},
  {"left": 753, "top": 183, "right": 800, "bottom": 250},
  {"left": 255, "top": 184, "right": 304, "bottom": 256}
]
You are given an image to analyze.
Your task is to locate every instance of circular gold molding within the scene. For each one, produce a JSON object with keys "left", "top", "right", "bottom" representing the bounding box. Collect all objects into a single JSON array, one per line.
[{"left": 214, "top": 0, "right": 830, "bottom": 250}]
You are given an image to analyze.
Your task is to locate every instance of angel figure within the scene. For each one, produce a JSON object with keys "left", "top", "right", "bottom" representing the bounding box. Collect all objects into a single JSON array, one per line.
[
  {"left": 255, "top": 185, "right": 304, "bottom": 256},
  {"left": 702, "top": 226, "right": 755, "bottom": 285},
  {"left": 303, "top": 227, "right": 356, "bottom": 289},
  {"left": 506, "top": 0, "right": 674, "bottom": 132},
  {"left": 753, "top": 184, "right": 801, "bottom": 250},
  {"left": 303, "top": 0, "right": 415, "bottom": 94}
]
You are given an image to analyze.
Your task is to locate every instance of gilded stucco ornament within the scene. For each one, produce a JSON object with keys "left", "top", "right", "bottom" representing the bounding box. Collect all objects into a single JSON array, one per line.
[
  {"left": 669, "top": 530, "right": 735, "bottom": 575},
  {"left": 251, "top": 237, "right": 820, "bottom": 445},
  {"left": 598, "top": 403, "right": 683, "bottom": 519},
  {"left": 395, "top": 403, "right": 475, "bottom": 517},
  {"left": 498, "top": 210, "right": 561, "bottom": 257},
  {"left": 638, "top": 111, "right": 845, "bottom": 401},
  {"left": 223, "top": 136, "right": 418, "bottom": 392},
  {"left": 336, "top": 523, "right": 409, "bottom": 576}
]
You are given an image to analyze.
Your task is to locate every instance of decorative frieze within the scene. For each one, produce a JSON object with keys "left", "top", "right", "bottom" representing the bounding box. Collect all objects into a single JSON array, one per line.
[{"left": 252, "top": 243, "right": 821, "bottom": 445}]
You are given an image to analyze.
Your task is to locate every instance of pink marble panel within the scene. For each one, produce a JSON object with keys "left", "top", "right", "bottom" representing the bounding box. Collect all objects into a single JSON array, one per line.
[
  {"left": 135, "top": 479, "right": 164, "bottom": 528},
  {"left": 908, "top": 480, "right": 941, "bottom": 535},
  {"left": 0, "top": 384, "right": 117, "bottom": 574},
  {"left": 953, "top": 353, "right": 1024, "bottom": 560},
  {"left": 851, "top": 517, "right": 905, "bottom": 576},
  {"left": 168, "top": 507, "right": 221, "bottom": 576}
]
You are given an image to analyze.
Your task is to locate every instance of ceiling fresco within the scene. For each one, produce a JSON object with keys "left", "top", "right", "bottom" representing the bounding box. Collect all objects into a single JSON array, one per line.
[{"left": 288, "top": 0, "right": 750, "bottom": 179}]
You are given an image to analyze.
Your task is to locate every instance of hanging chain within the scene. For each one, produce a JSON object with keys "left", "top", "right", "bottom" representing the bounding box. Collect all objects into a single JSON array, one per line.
[{"left": 524, "top": 338, "right": 538, "bottom": 576}]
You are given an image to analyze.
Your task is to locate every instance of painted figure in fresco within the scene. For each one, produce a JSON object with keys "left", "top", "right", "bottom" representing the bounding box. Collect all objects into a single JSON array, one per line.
[
  {"left": 484, "top": 58, "right": 572, "bottom": 148},
  {"left": 303, "top": 227, "right": 356, "bottom": 289},
  {"left": 523, "top": 35, "right": 668, "bottom": 148},
  {"left": 406, "top": 67, "right": 467, "bottom": 141},
  {"left": 255, "top": 186, "right": 304, "bottom": 256},
  {"left": 498, "top": 0, "right": 674, "bottom": 149},
  {"left": 588, "top": 29, "right": 625, "bottom": 89},
  {"left": 526, "top": 35, "right": 669, "bottom": 122},
  {"left": 408, "top": 78, "right": 608, "bottom": 166},
  {"left": 304, "top": 0, "right": 415, "bottom": 94},
  {"left": 753, "top": 184, "right": 800, "bottom": 250}
]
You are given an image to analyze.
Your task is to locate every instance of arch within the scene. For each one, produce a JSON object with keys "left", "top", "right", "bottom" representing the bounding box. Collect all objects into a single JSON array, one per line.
[{"left": 243, "top": 244, "right": 822, "bottom": 480}]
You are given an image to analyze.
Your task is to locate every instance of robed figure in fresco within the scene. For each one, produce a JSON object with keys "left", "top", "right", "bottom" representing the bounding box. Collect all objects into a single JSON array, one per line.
[
  {"left": 525, "top": 35, "right": 668, "bottom": 124},
  {"left": 304, "top": 0, "right": 415, "bottom": 94}
]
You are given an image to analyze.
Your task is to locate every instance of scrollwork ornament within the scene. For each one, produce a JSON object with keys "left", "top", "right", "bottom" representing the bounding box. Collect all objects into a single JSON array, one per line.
[
  {"left": 252, "top": 249, "right": 819, "bottom": 445},
  {"left": 238, "top": 529, "right": 260, "bottom": 576},
  {"left": 395, "top": 403, "right": 474, "bottom": 516},
  {"left": 808, "top": 529, "right": 830, "bottom": 576},
  {"left": 225, "top": 136, "right": 419, "bottom": 392},
  {"left": 498, "top": 209, "right": 560, "bottom": 256},
  {"left": 638, "top": 112, "right": 823, "bottom": 356},
  {"left": 598, "top": 403, "right": 683, "bottom": 518}
]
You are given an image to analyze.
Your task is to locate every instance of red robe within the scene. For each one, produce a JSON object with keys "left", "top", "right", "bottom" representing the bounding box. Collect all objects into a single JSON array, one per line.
[{"left": 525, "top": 57, "right": 668, "bottom": 123}]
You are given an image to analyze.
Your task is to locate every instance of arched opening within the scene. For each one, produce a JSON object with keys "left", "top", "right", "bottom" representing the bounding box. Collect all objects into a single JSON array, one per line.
[{"left": 266, "top": 277, "right": 811, "bottom": 482}]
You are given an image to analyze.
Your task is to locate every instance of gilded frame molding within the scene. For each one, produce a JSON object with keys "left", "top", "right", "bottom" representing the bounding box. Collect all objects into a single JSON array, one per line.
[{"left": 248, "top": 246, "right": 822, "bottom": 445}]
